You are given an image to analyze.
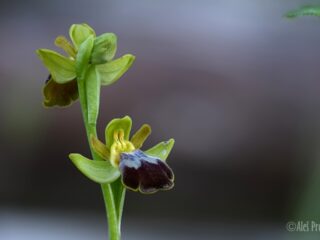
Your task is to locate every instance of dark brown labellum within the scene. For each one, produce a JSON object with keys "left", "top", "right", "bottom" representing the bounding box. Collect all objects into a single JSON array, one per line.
[{"left": 119, "top": 150, "right": 174, "bottom": 194}]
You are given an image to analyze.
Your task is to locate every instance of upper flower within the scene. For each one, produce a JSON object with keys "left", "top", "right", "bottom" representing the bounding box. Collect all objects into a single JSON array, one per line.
[
  {"left": 37, "top": 23, "right": 135, "bottom": 107},
  {"left": 69, "top": 116, "right": 175, "bottom": 194}
]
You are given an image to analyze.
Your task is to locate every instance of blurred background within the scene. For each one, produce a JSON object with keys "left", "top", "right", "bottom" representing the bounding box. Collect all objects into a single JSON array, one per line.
[{"left": 1, "top": 0, "right": 320, "bottom": 239}]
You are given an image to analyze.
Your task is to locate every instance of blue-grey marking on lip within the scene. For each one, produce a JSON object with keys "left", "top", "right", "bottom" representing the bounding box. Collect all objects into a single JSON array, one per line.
[{"left": 119, "top": 150, "right": 174, "bottom": 194}]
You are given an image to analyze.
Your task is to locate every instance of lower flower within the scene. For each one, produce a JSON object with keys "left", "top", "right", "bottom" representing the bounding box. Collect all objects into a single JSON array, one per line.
[{"left": 69, "top": 116, "right": 175, "bottom": 194}]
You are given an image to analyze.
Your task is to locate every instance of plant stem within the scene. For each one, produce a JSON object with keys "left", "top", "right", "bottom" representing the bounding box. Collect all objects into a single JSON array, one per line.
[
  {"left": 101, "top": 183, "right": 120, "bottom": 240},
  {"left": 77, "top": 79, "right": 121, "bottom": 240}
]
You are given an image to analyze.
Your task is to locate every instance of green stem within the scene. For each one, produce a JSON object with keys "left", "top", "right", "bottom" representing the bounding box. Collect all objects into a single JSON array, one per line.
[
  {"left": 101, "top": 183, "right": 120, "bottom": 239},
  {"left": 77, "top": 79, "right": 121, "bottom": 240}
]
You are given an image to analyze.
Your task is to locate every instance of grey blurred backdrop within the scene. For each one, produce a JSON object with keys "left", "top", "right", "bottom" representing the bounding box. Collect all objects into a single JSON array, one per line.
[{"left": 1, "top": 0, "right": 320, "bottom": 239}]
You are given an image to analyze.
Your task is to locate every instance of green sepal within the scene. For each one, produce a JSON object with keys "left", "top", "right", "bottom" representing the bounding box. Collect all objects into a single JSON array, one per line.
[
  {"left": 285, "top": 5, "right": 320, "bottom": 18},
  {"left": 130, "top": 124, "right": 151, "bottom": 149},
  {"left": 75, "top": 35, "right": 94, "bottom": 78},
  {"left": 145, "top": 138, "right": 175, "bottom": 161},
  {"left": 69, "top": 23, "right": 96, "bottom": 50},
  {"left": 105, "top": 116, "right": 132, "bottom": 149},
  {"left": 91, "top": 33, "right": 117, "bottom": 64},
  {"left": 36, "top": 49, "right": 76, "bottom": 84},
  {"left": 96, "top": 54, "right": 135, "bottom": 86},
  {"left": 85, "top": 65, "right": 100, "bottom": 125},
  {"left": 69, "top": 153, "right": 120, "bottom": 184}
]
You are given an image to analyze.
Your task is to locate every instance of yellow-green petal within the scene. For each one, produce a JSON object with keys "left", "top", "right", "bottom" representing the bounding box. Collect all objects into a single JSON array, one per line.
[
  {"left": 90, "top": 135, "right": 110, "bottom": 160},
  {"left": 145, "top": 138, "right": 175, "bottom": 161},
  {"left": 54, "top": 35, "right": 76, "bottom": 58},
  {"left": 130, "top": 124, "right": 151, "bottom": 149},
  {"left": 36, "top": 49, "right": 76, "bottom": 84}
]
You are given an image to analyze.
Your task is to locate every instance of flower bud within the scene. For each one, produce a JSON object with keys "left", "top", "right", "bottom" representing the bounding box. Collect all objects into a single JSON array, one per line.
[{"left": 91, "top": 33, "right": 117, "bottom": 64}]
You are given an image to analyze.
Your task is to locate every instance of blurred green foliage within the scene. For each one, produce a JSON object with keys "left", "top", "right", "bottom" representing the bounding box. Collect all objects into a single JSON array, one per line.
[{"left": 286, "top": 5, "right": 320, "bottom": 18}]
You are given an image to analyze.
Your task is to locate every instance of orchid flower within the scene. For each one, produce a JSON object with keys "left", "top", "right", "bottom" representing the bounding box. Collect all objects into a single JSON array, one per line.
[{"left": 69, "top": 116, "right": 175, "bottom": 194}]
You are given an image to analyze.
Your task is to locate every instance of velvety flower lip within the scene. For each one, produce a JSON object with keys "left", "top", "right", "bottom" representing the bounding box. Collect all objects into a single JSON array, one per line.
[
  {"left": 43, "top": 75, "right": 78, "bottom": 107},
  {"left": 119, "top": 150, "right": 174, "bottom": 194}
]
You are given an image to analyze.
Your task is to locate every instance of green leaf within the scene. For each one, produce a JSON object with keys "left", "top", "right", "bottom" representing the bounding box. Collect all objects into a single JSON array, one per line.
[
  {"left": 105, "top": 116, "right": 132, "bottom": 149},
  {"left": 69, "top": 153, "right": 120, "bottom": 184},
  {"left": 69, "top": 23, "right": 96, "bottom": 50},
  {"left": 285, "top": 5, "right": 320, "bottom": 18},
  {"left": 130, "top": 124, "right": 151, "bottom": 149},
  {"left": 85, "top": 65, "right": 100, "bottom": 125},
  {"left": 91, "top": 33, "right": 117, "bottom": 64},
  {"left": 75, "top": 35, "right": 94, "bottom": 78},
  {"left": 36, "top": 49, "right": 76, "bottom": 84},
  {"left": 145, "top": 138, "right": 175, "bottom": 161},
  {"left": 96, "top": 54, "right": 135, "bottom": 86}
]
